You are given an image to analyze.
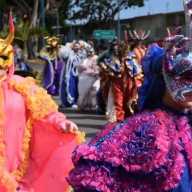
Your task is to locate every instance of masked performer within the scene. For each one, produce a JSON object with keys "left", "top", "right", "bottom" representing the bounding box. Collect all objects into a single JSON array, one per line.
[
  {"left": 40, "top": 36, "right": 65, "bottom": 96},
  {"left": 14, "top": 44, "right": 36, "bottom": 79},
  {"left": 98, "top": 40, "right": 142, "bottom": 122},
  {"left": 129, "top": 29, "right": 150, "bottom": 65},
  {"left": 60, "top": 41, "right": 84, "bottom": 109},
  {"left": 68, "top": 2, "right": 192, "bottom": 191},
  {"left": 77, "top": 46, "right": 100, "bottom": 111},
  {"left": 0, "top": 13, "right": 84, "bottom": 192}
]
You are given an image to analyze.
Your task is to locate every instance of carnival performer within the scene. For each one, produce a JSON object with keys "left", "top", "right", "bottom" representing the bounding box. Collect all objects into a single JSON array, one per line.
[
  {"left": 98, "top": 39, "right": 142, "bottom": 122},
  {"left": 60, "top": 41, "right": 84, "bottom": 109},
  {"left": 68, "top": 3, "right": 192, "bottom": 190},
  {"left": 40, "top": 36, "right": 65, "bottom": 96},
  {"left": 14, "top": 44, "right": 35, "bottom": 78},
  {"left": 77, "top": 46, "right": 100, "bottom": 111},
  {"left": 0, "top": 13, "right": 84, "bottom": 192},
  {"left": 68, "top": 35, "right": 192, "bottom": 192},
  {"left": 129, "top": 29, "right": 150, "bottom": 65}
]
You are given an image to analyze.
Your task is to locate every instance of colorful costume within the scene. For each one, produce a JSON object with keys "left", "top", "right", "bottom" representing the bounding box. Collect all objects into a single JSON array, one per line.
[
  {"left": 77, "top": 47, "right": 100, "bottom": 111},
  {"left": 14, "top": 45, "right": 34, "bottom": 78},
  {"left": 68, "top": 3, "right": 192, "bottom": 190},
  {"left": 60, "top": 42, "right": 83, "bottom": 108},
  {"left": 133, "top": 46, "right": 146, "bottom": 65},
  {"left": 40, "top": 36, "right": 65, "bottom": 96},
  {"left": 98, "top": 42, "right": 142, "bottom": 122},
  {"left": 0, "top": 14, "right": 84, "bottom": 192},
  {"left": 68, "top": 110, "right": 192, "bottom": 192},
  {"left": 128, "top": 29, "right": 150, "bottom": 65}
]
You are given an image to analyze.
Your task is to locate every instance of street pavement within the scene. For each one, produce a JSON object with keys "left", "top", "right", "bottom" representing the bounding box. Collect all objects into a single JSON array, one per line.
[
  {"left": 54, "top": 96, "right": 107, "bottom": 140},
  {"left": 61, "top": 108, "right": 107, "bottom": 139}
]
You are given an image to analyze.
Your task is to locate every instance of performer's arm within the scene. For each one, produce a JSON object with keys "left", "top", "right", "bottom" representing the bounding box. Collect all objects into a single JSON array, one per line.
[{"left": 45, "top": 112, "right": 78, "bottom": 133}]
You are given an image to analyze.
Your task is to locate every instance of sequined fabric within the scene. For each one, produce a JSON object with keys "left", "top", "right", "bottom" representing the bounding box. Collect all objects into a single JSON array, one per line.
[{"left": 68, "top": 110, "right": 192, "bottom": 192}]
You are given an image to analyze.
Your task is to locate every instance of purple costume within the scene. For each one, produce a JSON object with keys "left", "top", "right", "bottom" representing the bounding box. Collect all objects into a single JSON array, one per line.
[
  {"left": 42, "top": 56, "right": 64, "bottom": 96},
  {"left": 68, "top": 34, "right": 192, "bottom": 191},
  {"left": 68, "top": 110, "right": 192, "bottom": 192}
]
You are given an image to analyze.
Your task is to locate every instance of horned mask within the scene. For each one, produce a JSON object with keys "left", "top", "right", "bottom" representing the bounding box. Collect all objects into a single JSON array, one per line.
[{"left": 0, "top": 12, "right": 14, "bottom": 70}]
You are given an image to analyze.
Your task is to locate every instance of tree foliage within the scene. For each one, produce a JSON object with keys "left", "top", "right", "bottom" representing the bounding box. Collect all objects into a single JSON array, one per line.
[
  {"left": 67, "top": 0, "right": 145, "bottom": 23},
  {"left": 1, "top": 0, "right": 146, "bottom": 27}
]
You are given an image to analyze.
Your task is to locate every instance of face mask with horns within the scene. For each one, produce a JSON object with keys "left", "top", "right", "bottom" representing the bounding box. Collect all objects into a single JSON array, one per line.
[
  {"left": 0, "top": 12, "right": 14, "bottom": 71},
  {"left": 128, "top": 29, "right": 151, "bottom": 41},
  {"left": 162, "top": 1, "right": 192, "bottom": 102}
]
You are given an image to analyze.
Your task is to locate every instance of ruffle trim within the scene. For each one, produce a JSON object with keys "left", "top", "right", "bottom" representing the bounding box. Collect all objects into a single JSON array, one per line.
[
  {"left": 176, "top": 116, "right": 192, "bottom": 176},
  {"left": 76, "top": 131, "right": 86, "bottom": 144},
  {"left": 70, "top": 110, "right": 191, "bottom": 191},
  {"left": 9, "top": 77, "right": 58, "bottom": 120},
  {"left": 73, "top": 111, "right": 174, "bottom": 171}
]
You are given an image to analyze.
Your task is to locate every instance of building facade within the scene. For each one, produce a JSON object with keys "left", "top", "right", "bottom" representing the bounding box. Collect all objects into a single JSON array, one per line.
[{"left": 118, "top": 0, "right": 185, "bottom": 40}]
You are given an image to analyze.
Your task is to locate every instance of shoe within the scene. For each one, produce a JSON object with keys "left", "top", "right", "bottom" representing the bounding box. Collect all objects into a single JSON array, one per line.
[{"left": 71, "top": 104, "right": 78, "bottom": 109}]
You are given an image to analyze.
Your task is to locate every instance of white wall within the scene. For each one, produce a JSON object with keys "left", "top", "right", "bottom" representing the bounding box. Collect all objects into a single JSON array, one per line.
[{"left": 118, "top": 0, "right": 184, "bottom": 20}]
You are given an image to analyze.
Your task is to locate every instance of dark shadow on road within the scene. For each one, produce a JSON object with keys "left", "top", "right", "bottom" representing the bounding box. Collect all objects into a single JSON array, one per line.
[
  {"left": 86, "top": 132, "right": 98, "bottom": 138},
  {"left": 77, "top": 124, "right": 104, "bottom": 130},
  {"left": 59, "top": 108, "right": 105, "bottom": 115},
  {"left": 66, "top": 115, "right": 106, "bottom": 121}
]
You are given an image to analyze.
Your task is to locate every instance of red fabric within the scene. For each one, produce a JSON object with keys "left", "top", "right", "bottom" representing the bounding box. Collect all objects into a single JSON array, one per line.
[
  {"left": 20, "top": 118, "right": 78, "bottom": 192},
  {"left": 112, "top": 78, "right": 131, "bottom": 121},
  {"left": 134, "top": 47, "right": 146, "bottom": 65},
  {"left": 111, "top": 72, "right": 140, "bottom": 122},
  {"left": 9, "top": 12, "right": 14, "bottom": 33}
]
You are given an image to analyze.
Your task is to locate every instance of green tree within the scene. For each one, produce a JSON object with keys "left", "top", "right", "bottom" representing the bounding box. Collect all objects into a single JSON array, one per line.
[{"left": 67, "top": 0, "right": 146, "bottom": 24}]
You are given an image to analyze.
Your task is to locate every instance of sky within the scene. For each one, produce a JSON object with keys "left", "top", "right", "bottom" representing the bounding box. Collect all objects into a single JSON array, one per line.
[{"left": 119, "top": 0, "right": 184, "bottom": 20}]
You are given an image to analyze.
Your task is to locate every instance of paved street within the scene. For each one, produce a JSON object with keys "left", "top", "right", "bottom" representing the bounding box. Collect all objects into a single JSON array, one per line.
[{"left": 61, "top": 108, "right": 107, "bottom": 139}]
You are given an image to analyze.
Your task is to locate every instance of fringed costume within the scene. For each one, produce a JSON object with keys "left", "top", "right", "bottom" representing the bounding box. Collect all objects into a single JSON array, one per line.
[{"left": 98, "top": 41, "right": 142, "bottom": 122}]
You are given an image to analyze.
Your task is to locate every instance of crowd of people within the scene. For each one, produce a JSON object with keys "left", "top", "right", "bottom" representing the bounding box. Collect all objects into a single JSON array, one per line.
[{"left": 30, "top": 30, "right": 148, "bottom": 123}]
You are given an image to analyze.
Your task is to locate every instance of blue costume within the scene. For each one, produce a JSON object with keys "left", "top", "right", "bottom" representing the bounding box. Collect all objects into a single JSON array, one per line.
[{"left": 60, "top": 51, "right": 82, "bottom": 107}]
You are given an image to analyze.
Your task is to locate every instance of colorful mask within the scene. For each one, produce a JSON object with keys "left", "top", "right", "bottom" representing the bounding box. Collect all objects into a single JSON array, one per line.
[
  {"left": 162, "top": 0, "right": 192, "bottom": 102},
  {"left": 163, "top": 49, "right": 192, "bottom": 101},
  {"left": 0, "top": 13, "right": 14, "bottom": 70},
  {"left": 45, "top": 36, "right": 59, "bottom": 48}
]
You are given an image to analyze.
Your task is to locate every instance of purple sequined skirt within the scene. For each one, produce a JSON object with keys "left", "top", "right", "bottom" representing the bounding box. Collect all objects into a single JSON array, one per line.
[{"left": 68, "top": 110, "right": 192, "bottom": 192}]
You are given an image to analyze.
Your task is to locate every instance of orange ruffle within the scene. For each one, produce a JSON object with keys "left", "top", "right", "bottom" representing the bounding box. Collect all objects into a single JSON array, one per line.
[{"left": 10, "top": 77, "right": 58, "bottom": 120}]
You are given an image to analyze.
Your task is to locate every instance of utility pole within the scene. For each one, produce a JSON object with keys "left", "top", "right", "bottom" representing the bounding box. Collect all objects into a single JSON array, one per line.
[
  {"left": 117, "top": 0, "right": 121, "bottom": 40},
  {"left": 183, "top": 0, "right": 192, "bottom": 50},
  {"left": 39, "top": 0, "right": 45, "bottom": 49},
  {"left": 40, "top": 0, "right": 45, "bottom": 28},
  {"left": 183, "top": 0, "right": 189, "bottom": 37},
  {"left": 56, "top": 8, "right": 60, "bottom": 35}
]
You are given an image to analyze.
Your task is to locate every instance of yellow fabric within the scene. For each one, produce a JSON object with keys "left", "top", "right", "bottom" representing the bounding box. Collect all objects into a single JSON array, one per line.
[
  {"left": 76, "top": 131, "right": 86, "bottom": 144},
  {"left": 0, "top": 39, "right": 14, "bottom": 69}
]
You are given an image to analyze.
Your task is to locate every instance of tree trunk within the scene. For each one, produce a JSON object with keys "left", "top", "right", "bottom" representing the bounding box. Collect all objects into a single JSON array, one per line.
[
  {"left": 30, "top": 0, "right": 39, "bottom": 28},
  {"left": 0, "top": 9, "right": 3, "bottom": 31}
]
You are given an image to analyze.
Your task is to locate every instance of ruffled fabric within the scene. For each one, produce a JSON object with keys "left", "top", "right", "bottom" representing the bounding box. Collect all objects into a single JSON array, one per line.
[
  {"left": 6, "top": 76, "right": 85, "bottom": 191},
  {"left": 68, "top": 110, "right": 192, "bottom": 192},
  {"left": 9, "top": 77, "right": 58, "bottom": 121},
  {"left": 6, "top": 77, "right": 58, "bottom": 186}
]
